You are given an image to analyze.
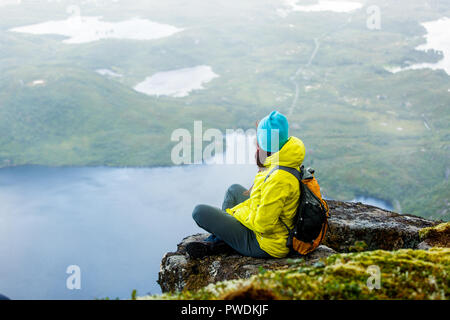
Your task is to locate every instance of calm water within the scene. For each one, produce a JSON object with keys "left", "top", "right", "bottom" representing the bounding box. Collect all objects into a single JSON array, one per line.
[
  {"left": 134, "top": 65, "right": 219, "bottom": 98},
  {"left": 277, "top": 0, "right": 363, "bottom": 17},
  {"left": 352, "top": 196, "right": 393, "bottom": 211},
  {"left": 0, "top": 164, "right": 257, "bottom": 300},
  {"left": 10, "top": 16, "right": 183, "bottom": 44},
  {"left": 386, "top": 17, "right": 450, "bottom": 75},
  {"left": 285, "top": 0, "right": 362, "bottom": 13}
]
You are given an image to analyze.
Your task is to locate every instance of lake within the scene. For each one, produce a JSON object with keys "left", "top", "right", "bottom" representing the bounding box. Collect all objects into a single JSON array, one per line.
[
  {"left": 285, "top": 0, "right": 362, "bottom": 13},
  {"left": 352, "top": 196, "right": 393, "bottom": 212},
  {"left": 0, "top": 131, "right": 259, "bottom": 300},
  {"left": 386, "top": 17, "right": 450, "bottom": 75},
  {"left": 278, "top": 0, "right": 363, "bottom": 17},
  {"left": 9, "top": 16, "right": 183, "bottom": 44},
  {"left": 0, "top": 163, "right": 258, "bottom": 300},
  {"left": 134, "top": 66, "right": 219, "bottom": 98}
]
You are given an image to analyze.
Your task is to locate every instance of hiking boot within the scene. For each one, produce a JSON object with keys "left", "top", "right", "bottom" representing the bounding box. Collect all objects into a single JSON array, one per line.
[{"left": 186, "top": 239, "right": 233, "bottom": 259}]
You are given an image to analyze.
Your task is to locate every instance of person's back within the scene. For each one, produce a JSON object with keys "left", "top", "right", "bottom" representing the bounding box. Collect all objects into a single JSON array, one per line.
[
  {"left": 226, "top": 135, "right": 304, "bottom": 258},
  {"left": 188, "top": 110, "right": 305, "bottom": 259}
]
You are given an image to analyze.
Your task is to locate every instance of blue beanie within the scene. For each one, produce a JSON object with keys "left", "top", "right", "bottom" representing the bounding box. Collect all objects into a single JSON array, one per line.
[{"left": 257, "top": 110, "right": 289, "bottom": 152}]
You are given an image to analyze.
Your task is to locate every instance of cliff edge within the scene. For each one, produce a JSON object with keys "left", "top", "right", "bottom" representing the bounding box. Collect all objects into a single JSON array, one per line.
[{"left": 157, "top": 200, "right": 446, "bottom": 294}]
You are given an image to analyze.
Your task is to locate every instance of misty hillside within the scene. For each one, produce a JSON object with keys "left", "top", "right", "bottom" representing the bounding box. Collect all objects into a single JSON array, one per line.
[{"left": 0, "top": 0, "right": 449, "bottom": 220}]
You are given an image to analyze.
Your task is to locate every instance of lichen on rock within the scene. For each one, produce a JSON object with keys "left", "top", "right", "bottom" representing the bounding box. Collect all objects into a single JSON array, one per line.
[
  {"left": 145, "top": 248, "right": 450, "bottom": 300},
  {"left": 418, "top": 222, "right": 450, "bottom": 248},
  {"left": 157, "top": 233, "right": 337, "bottom": 293},
  {"left": 323, "top": 200, "right": 437, "bottom": 252}
]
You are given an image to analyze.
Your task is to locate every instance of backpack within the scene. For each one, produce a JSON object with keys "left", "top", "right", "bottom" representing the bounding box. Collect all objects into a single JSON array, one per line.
[{"left": 264, "top": 165, "right": 330, "bottom": 255}]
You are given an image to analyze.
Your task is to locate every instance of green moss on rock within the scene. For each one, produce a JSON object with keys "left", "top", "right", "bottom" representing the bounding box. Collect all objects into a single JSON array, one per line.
[
  {"left": 419, "top": 222, "right": 450, "bottom": 248},
  {"left": 348, "top": 241, "right": 369, "bottom": 252},
  {"left": 141, "top": 248, "right": 449, "bottom": 300}
]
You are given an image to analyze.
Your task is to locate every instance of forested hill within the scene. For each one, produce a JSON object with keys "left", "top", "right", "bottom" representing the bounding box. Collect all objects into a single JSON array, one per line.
[{"left": 0, "top": 0, "right": 449, "bottom": 220}]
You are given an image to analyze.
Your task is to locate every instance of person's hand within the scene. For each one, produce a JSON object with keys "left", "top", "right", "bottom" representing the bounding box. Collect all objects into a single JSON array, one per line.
[{"left": 243, "top": 186, "right": 252, "bottom": 196}]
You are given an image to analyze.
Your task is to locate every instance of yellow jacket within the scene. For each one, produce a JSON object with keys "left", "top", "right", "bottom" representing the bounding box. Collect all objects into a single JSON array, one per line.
[{"left": 226, "top": 136, "right": 305, "bottom": 258}]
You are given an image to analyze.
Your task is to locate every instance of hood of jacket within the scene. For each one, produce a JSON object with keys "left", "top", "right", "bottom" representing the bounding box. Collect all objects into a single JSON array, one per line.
[{"left": 264, "top": 136, "right": 305, "bottom": 169}]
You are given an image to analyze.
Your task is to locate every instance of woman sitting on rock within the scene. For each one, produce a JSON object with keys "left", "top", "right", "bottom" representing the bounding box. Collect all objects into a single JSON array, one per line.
[{"left": 187, "top": 110, "right": 305, "bottom": 259}]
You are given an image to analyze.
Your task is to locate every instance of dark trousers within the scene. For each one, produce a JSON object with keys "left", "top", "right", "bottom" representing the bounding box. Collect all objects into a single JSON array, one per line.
[{"left": 192, "top": 184, "right": 272, "bottom": 258}]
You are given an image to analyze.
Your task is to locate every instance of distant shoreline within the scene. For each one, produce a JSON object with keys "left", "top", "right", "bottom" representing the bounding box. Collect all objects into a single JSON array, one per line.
[
  {"left": 0, "top": 162, "right": 182, "bottom": 171},
  {"left": 0, "top": 163, "right": 397, "bottom": 213}
]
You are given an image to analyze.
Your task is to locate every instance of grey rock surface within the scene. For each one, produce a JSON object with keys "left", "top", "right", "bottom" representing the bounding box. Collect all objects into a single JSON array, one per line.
[{"left": 158, "top": 200, "right": 438, "bottom": 293}]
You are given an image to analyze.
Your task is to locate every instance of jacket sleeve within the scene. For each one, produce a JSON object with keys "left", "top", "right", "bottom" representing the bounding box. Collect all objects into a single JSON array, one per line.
[{"left": 245, "top": 174, "right": 291, "bottom": 234}]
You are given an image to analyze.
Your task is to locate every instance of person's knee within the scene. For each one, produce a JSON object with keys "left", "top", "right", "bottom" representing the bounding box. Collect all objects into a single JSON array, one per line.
[
  {"left": 228, "top": 184, "right": 244, "bottom": 195},
  {"left": 192, "top": 204, "right": 209, "bottom": 224}
]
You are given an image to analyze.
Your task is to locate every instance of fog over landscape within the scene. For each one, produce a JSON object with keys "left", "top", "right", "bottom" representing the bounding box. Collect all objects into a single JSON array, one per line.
[{"left": 0, "top": 0, "right": 449, "bottom": 299}]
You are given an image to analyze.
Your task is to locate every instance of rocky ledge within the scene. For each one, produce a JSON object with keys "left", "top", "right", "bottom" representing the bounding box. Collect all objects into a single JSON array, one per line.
[{"left": 158, "top": 200, "right": 445, "bottom": 293}]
